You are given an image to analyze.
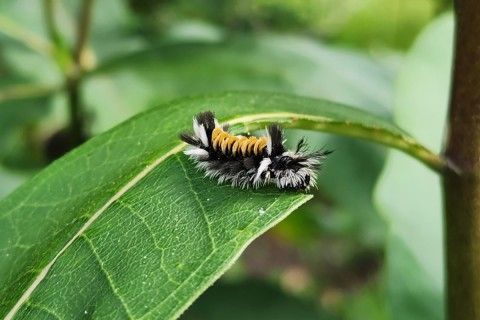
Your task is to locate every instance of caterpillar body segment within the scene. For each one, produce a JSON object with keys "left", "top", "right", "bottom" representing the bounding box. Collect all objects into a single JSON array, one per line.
[
  {"left": 211, "top": 127, "right": 268, "bottom": 158},
  {"left": 180, "top": 111, "right": 331, "bottom": 190}
]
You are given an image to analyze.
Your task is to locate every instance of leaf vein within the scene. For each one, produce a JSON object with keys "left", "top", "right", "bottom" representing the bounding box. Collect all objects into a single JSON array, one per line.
[
  {"left": 116, "top": 200, "right": 180, "bottom": 286},
  {"left": 139, "top": 196, "right": 283, "bottom": 319},
  {"left": 81, "top": 234, "right": 135, "bottom": 320},
  {"left": 175, "top": 154, "right": 216, "bottom": 251},
  {"left": 24, "top": 302, "right": 62, "bottom": 320}
]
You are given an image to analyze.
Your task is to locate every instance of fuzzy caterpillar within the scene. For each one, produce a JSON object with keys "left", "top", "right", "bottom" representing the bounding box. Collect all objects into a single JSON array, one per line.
[{"left": 180, "top": 111, "right": 331, "bottom": 190}]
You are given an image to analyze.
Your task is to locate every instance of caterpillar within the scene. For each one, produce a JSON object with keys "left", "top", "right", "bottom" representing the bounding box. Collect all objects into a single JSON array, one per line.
[{"left": 180, "top": 111, "right": 331, "bottom": 190}]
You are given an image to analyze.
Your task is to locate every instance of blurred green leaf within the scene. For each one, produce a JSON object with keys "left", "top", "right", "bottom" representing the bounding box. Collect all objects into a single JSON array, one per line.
[
  {"left": 149, "top": 0, "right": 444, "bottom": 50},
  {"left": 375, "top": 13, "right": 453, "bottom": 320},
  {"left": 1, "top": 92, "right": 438, "bottom": 319},
  {"left": 337, "top": 0, "right": 437, "bottom": 49},
  {"left": 0, "top": 80, "right": 54, "bottom": 170},
  {"left": 1, "top": 46, "right": 60, "bottom": 84},
  {"left": 0, "top": 0, "right": 62, "bottom": 83},
  {"left": 0, "top": 14, "right": 51, "bottom": 57},
  {"left": 322, "top": 137, "right": 385, "bottom": 243},
  {"left": 83, "top": 0, "right": 146, "bottom": 63},
  {"left": 87, "top": 35, "right": 395, "bottom": 132},
  {"left": 0, "top": 21, "right": 59, "bottom": 171},
  {"left": 302, "top": 134, "right": 386, "bottom": 244},
  {"left": 0, "top": 84, "right": 59, "bottom": 103},
  {"left": 343, "top": 281, "right": 388, "bottom": 320},
  {"left": 385, "top": 236, "right": 443, "bottom": 320},
  {"left": 0, "top": 1, "right": 51, "bottom": 50},
  {"left": 181, "top": 279, "right": 334, "bottom": 320},
  {"left": 0, "top": 166, "right": 27, "bottom": 199}
]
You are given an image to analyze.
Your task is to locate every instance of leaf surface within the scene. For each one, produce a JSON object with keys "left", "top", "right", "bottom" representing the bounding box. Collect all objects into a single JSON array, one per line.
[{"left": 0, "top": 91, "right": 440, "bottom": 319}]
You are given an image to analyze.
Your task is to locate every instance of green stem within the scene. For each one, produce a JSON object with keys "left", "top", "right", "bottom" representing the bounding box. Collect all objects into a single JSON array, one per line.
[
  {"left": 67, "top": 0, "right": 95, "bottom": 145},
  {"left": 42, "top": 0, "right": 73, "bottom": 73},
  {"left": 42, "top": 0, "right": 95, "bottom": 146},
  {"left": 73, "top": 0, "right": 94, "bottom": 67},
  {"left": 443, "top": 1, "right": 480, "bottom": 319},
  {"left": 43, "top": 0, "right": 62, "bottom": 48},
  {"left": 66, "top": 78, "right": 84, "bottom": 145}
]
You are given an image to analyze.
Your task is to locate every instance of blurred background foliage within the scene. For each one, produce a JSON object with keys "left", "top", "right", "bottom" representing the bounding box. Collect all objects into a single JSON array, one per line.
[{"left": 0, "top": 0, "right": 452, "bottom": 319}]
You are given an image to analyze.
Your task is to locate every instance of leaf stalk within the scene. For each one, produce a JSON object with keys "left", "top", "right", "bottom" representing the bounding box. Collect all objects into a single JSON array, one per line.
[{"left": 227, "top": 112, "right": 447, "bottom": 173}]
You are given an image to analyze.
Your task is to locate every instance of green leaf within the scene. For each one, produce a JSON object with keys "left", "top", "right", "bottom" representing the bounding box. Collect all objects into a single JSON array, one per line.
[
  {"left": 290, "top": 133, "right": 387, "bottom": 244},
  {"left": 0, "top": 82, "right": 54, "bottom": 170},
  {"left": 86, "top": 34, "right": 395, "bottom": 132},
  {"left": 0, "top": 92, "right": 440, "bottom": 319},
  {"left": 0, "top": 1, "right": 52, "bottom": 56},
  {"left": 374, "top": 13, "right": 453, "bottom": 320},
  {"left": 343, "top": 280, "right": 388, "bottom": 320},
  {"left": 336, "top": 0, "right": 437, "bottom": 50},
  {"left": 181, "top": 279, "right": 335, "bottom": 320},
  {"left": 0, "top": 84, "right": 60, "bottom": 103}
]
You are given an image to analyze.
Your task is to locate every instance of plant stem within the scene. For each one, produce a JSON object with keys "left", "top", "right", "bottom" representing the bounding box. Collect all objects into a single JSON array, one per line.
[
  {"left": 43, "top": 0, "right": 72, "bottom": 73},
  {"left": 43, "top": 0, "right": 95, "bottom": 146},
  {"left": 66, "top": 78, "right": 83, "bottom": 145},
  {"left": 443, "top": 1, "right": 480, "bottom": 319},
  {"left": 66, "top": 0, "right": 94, "bottom": 145},
  {"left": 73, "top": 0, "right": 94, "bottom": 67},
  {"left": 43, "top": 0, "right": 62, "bottom": 48}
]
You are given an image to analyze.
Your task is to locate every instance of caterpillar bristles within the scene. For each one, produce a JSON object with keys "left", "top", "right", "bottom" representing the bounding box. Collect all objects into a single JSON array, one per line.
[{"left": 180, "top": 111, "right": 332, "bottom": 190}]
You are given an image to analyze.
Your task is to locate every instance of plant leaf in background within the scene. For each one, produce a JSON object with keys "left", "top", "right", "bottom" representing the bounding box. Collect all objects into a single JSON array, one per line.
[
  {"left": 375, "top": 13, "right": 453, "bottom": 320},
  {"left": 0, "top": 167, "right": 26, "bottom": 199},
  {"left": 150, "top": 0, "right": 443, "bottom": 51},
  {"left": 86, "top": 33, "right": 395, "bottom": 133},
  {"left": 255, "top": 132, "right": 388, "bottom": 319},
  {"left": 335, "top": 0, "right": 437, "bottom": 49},
  {"left": 0, "top": 0, "right": 61, "bottom": 84},
  {"left": 0, "top": 92, "right": 439, "bottom": 319},
  {"left": 0, "top": 1, "right": 62, "bottom": 173},
  {"left": 0, "top": 91, "right": 51, "bottom": 169},
  {"left": 181, "top": 279, "right": 335, "bottom": 320}
]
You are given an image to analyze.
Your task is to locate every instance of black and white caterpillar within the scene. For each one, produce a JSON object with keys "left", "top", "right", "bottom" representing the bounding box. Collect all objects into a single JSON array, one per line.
[{"left": 180, "top": 111, "right": 331, "bottom": 190}]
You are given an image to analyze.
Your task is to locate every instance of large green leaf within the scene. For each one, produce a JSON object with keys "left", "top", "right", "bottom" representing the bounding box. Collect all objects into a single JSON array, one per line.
[
  {"left": 375, "top": 13, "right": 453, "bottom": 320},
  {"left": 0, "top": 92, "right": 440, "bottom": 319}
]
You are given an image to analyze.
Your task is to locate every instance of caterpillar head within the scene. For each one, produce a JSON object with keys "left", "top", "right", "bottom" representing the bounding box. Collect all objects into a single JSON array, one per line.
[
  {"left": 270, "top": 148, "right": 330, "bottom": 190},
  {"left": 256, "top": 125, "right": 331, "bottom": 190}
]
